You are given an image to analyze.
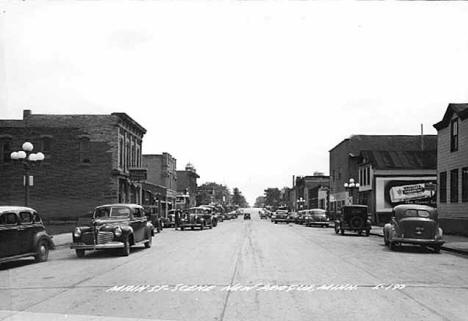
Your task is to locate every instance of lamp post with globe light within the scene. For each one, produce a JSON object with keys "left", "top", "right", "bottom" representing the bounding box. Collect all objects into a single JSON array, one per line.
[
  {"left": 344, "top": 178, "right": 360, "bottom": 205},
  {"left": 10, "top": 142, "right": 45, "bottom": 206}
]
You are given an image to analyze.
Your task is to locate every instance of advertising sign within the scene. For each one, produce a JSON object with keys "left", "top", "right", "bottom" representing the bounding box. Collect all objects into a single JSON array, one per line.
[{"left": 375, "top": 176, "right": 436, "bottom": 213}]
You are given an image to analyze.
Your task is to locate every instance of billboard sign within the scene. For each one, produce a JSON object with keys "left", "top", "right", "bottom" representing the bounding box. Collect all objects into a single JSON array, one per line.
[{"left": 375, "top": 176, "right": 436, "bottom": 213}]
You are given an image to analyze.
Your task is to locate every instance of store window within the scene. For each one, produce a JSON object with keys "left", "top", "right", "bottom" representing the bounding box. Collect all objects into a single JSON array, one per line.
[{"left": 462, "top": 167, "right": 468, "bottom": 203}]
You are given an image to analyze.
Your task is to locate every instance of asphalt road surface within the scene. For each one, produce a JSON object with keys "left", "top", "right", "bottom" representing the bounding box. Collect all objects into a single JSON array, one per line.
[{"left": 1, "top": 208, "right": 468, "bottom": 321}]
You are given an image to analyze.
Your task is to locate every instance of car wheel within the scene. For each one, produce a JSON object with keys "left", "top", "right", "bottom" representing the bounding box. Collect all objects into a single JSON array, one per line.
[
  {"left": 389, "top": 242, "right": 398, "bottom": 251},
  {"left": 334, "top": 225, "right": 339, "bottom": 234},
  {"left": 384, "top": 233, "right": 389, "bottom": 246},
  {"left": 75, "top": 249, "right": 85, "bottom": 258},
  {"left": 181, "top": 227, "right": 185, "bottom": 231},
  {"left": 35, "top": 239, "right": 49, "bottom": 262},
  {"left": 366, "top": 229, "right": 370, "bottom": 237},
  {"left": 433, "top": 246, "right": 441, "bottom": 253},
  {"left": 274, "top": 221, "right": 277, "bottom": 224},
  {"left": 122, "top": 236, "right": 131, "bottom": 256},
  {"left": 340, "top": 229, "right": 344, "bottom": 235},
  {"left": 144, "top": 235, "right": 152, "bottom": 248}
]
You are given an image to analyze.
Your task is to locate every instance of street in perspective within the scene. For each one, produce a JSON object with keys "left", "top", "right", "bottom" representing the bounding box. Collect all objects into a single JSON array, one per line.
[{"left": 0, "top": 208, "right": 468, "bottom": 321}]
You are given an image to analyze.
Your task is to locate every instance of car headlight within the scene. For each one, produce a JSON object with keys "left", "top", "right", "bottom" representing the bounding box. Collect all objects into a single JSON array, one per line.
[
  {"left": 200, "top": 218, "right": 205, "bottom": 221},
  {"left": 114, "top": 227, "right": 122, "bottom": 237},
  {"left": 73, "top": 227, "right": 81, "bottom": 238}
]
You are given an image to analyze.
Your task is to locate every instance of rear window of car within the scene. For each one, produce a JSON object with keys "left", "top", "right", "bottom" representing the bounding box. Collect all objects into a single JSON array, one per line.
[
  {"left": 404, "top": 209, "right": 431, "bottom": 218},
  {"left": 19, "top": 211, "right": 33, "bottom": 224},
  {"left": 0, "top": 213, "right": 18, "bottom": 225}
]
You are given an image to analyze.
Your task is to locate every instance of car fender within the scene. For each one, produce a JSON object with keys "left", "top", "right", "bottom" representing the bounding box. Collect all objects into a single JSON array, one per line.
[
  {"left": 121, "top": 225, "right": 134, "bottom": 238},
  {"left": 34, "top": 231, "right": 55, "bottom": 250}
]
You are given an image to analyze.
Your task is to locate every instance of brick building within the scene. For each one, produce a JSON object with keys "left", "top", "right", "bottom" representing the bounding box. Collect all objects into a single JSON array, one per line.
[
  {"left": 142, "top": 153, "right": 177, "bottom": 216},
  {"left": 329, "top": 135, "right": 437, "bottom": 223},
  {"left": 0, "top": 110, "right": 146, "bottom": 220},
  {"left": 176, "top": 163, "right": 199, "bottom": 209},
  {"left": 433, "top": 103, "right": 468, "bottom": 235},
  {"left": 293, "top": 174, "right": 329, "bottom": 211}
]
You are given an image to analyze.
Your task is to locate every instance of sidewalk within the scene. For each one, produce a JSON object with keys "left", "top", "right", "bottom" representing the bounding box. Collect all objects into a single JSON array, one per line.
[{"left": 370, "top": 225, "right": 468, "bottom": 255}]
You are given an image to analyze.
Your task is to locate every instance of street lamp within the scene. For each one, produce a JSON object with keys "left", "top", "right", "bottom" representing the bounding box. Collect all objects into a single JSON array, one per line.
[
  {"left": 297, "top": 197, "right": 305, "bottom": 210},
  {"left": 10, "top": 142, "right": 45, "bottom": 206},
  {"left": 344, "top": 178, "right": 360, "bottom": 205}
]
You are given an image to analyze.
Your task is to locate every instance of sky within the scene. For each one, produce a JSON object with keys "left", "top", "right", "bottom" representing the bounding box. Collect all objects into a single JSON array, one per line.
[{"left": 1, "top": 1, "right": 468, "bottom": 205}]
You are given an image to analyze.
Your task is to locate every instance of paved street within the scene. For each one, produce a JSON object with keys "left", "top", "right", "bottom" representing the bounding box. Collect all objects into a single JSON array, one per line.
[{"left": 1, "top": 208, "right": 468, "bottom": 321}]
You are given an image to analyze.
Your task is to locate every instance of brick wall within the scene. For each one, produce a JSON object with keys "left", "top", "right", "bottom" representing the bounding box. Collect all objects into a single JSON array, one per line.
[{"left": 0, "top": 126, "right": 115, "bottom": 220}]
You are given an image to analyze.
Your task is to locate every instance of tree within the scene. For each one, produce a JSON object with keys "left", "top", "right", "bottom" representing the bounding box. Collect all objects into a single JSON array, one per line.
[
  {"left": 232, "top": 187, "right": 249, "bottom": 208},
  {"left": 196, "top": 182, "right": 231, "bottom": 206},
  {"left": 264, "top": 188, "right": 282, "bottom": 209}
]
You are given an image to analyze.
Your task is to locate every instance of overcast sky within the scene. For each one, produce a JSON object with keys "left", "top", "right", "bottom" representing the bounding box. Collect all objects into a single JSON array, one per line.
[{"left": 1, "top": 1, "right": 468, "bottom": 205}]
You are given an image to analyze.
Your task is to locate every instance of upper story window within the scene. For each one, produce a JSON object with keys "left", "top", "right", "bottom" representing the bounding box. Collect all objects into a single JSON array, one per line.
[
  {"left": 79, "top": 137, "right": 91, "bottom": 163},
  {"left": 0, "top": 138, "right": 12, "bottom": 163},
  {"left": 451, "top": 118, "right": 458, "bottom": 152},
  {"left": 119, "top": 136, "right": 124, "bottom": 169}
]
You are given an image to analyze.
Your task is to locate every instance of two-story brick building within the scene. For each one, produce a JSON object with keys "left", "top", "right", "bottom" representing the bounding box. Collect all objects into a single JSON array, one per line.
[
  {"left": 293, "top": 174, "right": 329, "bottom": 210},
  {"left": 176, "top": 163, "right": 199, "bottom": 209},
  {"left": 0, "top": 110, "right": 146, "bottom": 220},
  {"left": 142, "top": 153, "right": 177, "bottom": 217},
  {"left": 433, "top": 103, "right": 468, "bottom": 235}
]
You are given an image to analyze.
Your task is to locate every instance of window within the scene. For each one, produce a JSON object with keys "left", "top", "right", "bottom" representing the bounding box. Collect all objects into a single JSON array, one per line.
[
  {"left": 451, "top": 118, "right": 458, "bottom": 152},
  {"left": 41, "top": 137, "right": 52, "bottom": 153},
  {"left": 450, "top": 169, "right": 459, "bottom": 203},
  {"left": 366, "top": 167, "right": 370, "bottom": 185},
  {"left": 119, "top": 137, "right": 124, "bottom": 169},
  {"left": 19, "top": 211, "right": 33, "bottom": 224},
  {"left": 79, "top": 137, "right": 91, "bottom": 163},
  {"left": 462, "top": 168, "right": 468, "bottom": 202},
  {"left": 0, "top": 213, "right": 18, "bottom": 225},
  {"left": 440, "top": 172, "right": 447, "bottom": 203},
  {"left": 0, "top": 139, "right": 11, "bottom": 163}
]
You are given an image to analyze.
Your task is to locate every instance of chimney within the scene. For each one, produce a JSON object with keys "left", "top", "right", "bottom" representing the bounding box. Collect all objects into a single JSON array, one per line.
[
  {"left": 292, "top": 175, "right": 295, "bottom": 188},
  {"left": 23, "top": 109, "right": 31, "bottom": 119},
  {"left": 420, "top": 124, "right": 424, "bottom": 151}
]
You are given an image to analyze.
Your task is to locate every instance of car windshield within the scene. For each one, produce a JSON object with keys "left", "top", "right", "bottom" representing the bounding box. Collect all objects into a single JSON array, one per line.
[{"left": 94, "top": 206, "right": 130, "bottom": 218}]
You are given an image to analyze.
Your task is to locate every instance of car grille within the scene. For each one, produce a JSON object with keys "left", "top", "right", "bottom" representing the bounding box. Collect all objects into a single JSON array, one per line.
[
  {"left": 400, "top": 219, "right": 435, "bottom": 239},
  {"left": 81, "top": 231, "right": 114, "bottom": 245}
]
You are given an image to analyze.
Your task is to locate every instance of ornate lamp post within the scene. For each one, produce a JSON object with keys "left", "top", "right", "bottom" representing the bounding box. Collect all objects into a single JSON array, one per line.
[
  {"left": 344, "top": 178, "right": 360, "bottom": 205},
  {"left": 297, "top": 197, "right": 305, "bottom": 210},
  {"left": 10, "top": 142, "right": 45, "bottom": 206}
]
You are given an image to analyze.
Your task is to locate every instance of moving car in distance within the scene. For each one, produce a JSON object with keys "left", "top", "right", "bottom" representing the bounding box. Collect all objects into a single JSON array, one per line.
[
  {"left": 71, "top": 204, "right": 154, "bottom": 257},
  {"left": 0, "top": 206, "right": 54, "bottom": 264},
  {"left": 383, "top": 204, "right": 444, "bottom": 253},
  {"left": 180, "top": 206, "right": 216, "bottom": 230},
  {"left": 244, "top": 212, "right": 251, "bottom": 220},
  {"left": 302, "top": 209, "right": 329, "bottom": 227},
  {"left": 334, "top": 205, "right": 371, "bottom": 236}
]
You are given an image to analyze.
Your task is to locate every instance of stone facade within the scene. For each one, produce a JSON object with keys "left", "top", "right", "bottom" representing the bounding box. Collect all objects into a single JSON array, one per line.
[
  {"left": 0, "top": 110, "right": 146, "bottom": 221},
  {"left": 434, "top": 104, "right": 468, "bottom": 235}
]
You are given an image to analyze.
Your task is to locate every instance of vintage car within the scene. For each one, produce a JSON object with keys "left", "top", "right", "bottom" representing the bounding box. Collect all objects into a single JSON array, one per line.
[
  {"left": 244, "top": 213, "right": 251, "bottom": 220},
  {"left": 271, "top": 210, "right": 293, "bottom": 224},
  {"left": 164, "top": 210, "right": 177, "bottom": 228},
  {"left": 0, "top": 206, "right": 54, "bottom": 264},
  {"left": 334, "top": 205, "right": 371, "bottom": 236},
  {"left": 180, "top": 206, "right": 216, "bottom": 230},
  {"left": 259, "top": 210, "right": 268, "bottom": 219},
  {"left": 303, "top": 209, "right": 329, "bottom": 227},
  {"left": 71, "top": 204, "right": 154, "bottom": 257},
  {"left": 143, "top": 206, "right": 162, "bottom": 233},
  {"left": 383, "top": 204, "right": 444, "bottom": 252}
]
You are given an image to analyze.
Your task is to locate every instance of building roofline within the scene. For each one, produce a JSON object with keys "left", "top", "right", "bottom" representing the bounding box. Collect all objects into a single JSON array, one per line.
[{"left": 433, "top": 103, "right": 468, "bottom": 130}]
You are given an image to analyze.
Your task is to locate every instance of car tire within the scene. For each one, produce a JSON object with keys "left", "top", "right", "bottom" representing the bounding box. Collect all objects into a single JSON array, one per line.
[
  {"left": 334, "top": 225, "right": 339, "bottom": 234},
  {"left": 144, "top": 235, "right": 152, "bottom": 248},
  {"left": 75, "top": 249, "right": 85, "bottom": 258},
  {"left": 384, "top": 233, "right": 389, "bottom": 246},
  {"left": 35, "top": 239, "right": 49, "bottom": 262},
  {"left": 340, "top": 228, "right": 344, "bottom": 235},
  {"left": 365, "top": 229, "right": 370, "bottom": 237},
  {"left": 122, "top": 236, "right": 131, "bottom": 256},
  {"left": 433, "top": 246, "right": 441, "bottom": 253},
  {"left": 389, "top": 242, "right": 398, "bottom": 251},
  {"left": 274, "top": 221, "right": 277, "bottom": 224},
  {"left": 181, "top": 227, "right": 185, "bottom": 231}
]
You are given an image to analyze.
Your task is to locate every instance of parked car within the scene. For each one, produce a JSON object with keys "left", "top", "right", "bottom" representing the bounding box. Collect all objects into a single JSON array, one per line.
[
  {"left": 271, "top": 210, "right": 291, "bottom": 224},
  {"left": 143, "top": 206, "right": 162, "bottom": 233},
  {"left": 244, "top": 213, "right": 251, "bottom": 220},
  {"left": 259, "top": 211, "right": 268, "bottom": 219},
  {"left": 180, "top": 206, "right": 216, "bottom": 230},
  {"left": 0, "top": 206, "right": 54, "bottom": 264},
  {"left": 383, "top": 204, "right": 444, "bottom": 253},
  {"left": 303, "top": 209, "right": 329, "bottom": 227},
  {"left": 334, "top": 205, "right": 371, "bottom": 236},
  {"left": 71, "top": 204, "right": 154, "bottom": 257}
]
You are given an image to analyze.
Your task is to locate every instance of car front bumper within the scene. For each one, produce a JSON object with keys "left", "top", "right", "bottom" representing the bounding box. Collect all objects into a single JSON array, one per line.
[
  {"left": 70, "top": 242, "right": 124, "bottom": 250},
  {"left": 180, "top": 223, "right": 204, "bottom": 228}
]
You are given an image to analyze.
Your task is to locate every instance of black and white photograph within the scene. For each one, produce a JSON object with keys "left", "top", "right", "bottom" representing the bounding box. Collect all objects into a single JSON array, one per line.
[{"left": 1, "top": 1, "right": 468, "bottom": 320}]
